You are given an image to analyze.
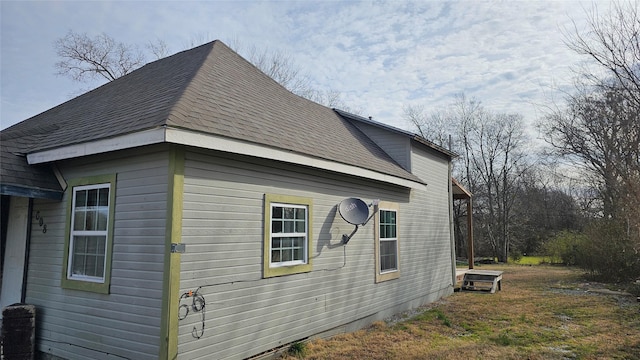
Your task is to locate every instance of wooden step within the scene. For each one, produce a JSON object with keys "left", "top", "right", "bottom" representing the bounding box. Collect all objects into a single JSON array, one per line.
[{"left": 461, "top": 270, "right": 503, "bottom": 293}]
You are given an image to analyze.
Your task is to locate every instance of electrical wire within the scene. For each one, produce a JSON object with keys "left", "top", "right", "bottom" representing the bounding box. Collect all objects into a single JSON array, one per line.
[
  {"left": 40, "top": 338, "right": 132, "bottom": 360},
  {"left": 178, "top": 287, "right": 206, "bottom": 339},
  {"left": 320, "top": 244, "right": 348, "bottom": 271},
  {"left": 177, "top": 245, "right": 348, "bottom": 339}
]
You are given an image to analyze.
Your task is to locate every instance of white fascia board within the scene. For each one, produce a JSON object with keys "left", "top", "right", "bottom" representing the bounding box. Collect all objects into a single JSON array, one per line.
[
  {"left": 27, "top": 128, "right": 166, "bottom": 164},
  {"left": 26, "top": 127, "right": 426, "bottom": 189},
  {"left": 165, "top": 128, "right": 426, "bottom": 190}
]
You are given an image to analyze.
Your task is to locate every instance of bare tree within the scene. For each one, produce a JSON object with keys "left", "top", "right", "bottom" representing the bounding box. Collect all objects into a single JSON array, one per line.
[
  {"left": 406, "top": 94, "right": 531, "bottom": 262},
  {"left": 544, "top": 86, "right": 639, "bottom": 216},
  {"left": 543, "top": 0, "right": 640, "bottom": 279},
  {"left": 470, "top": 112, "right": 529, "bottom": 262},
  {"left": 146, "top": 38, "right": 170, "bottom": 59},
  {"left": 54, "top": 31, "right": 146, "bottom": 82},
  {"left": 564, "top": 1, "right": 640, "bottom": 108},
  {"left": 244, "top": 46, "right": 312, "bottom": 95},
  {"left": 55, "top": 31, "right": 353, "bottom": 111},
  {"left": 403, "top": 104, "right": 452, "bottom": 146}
]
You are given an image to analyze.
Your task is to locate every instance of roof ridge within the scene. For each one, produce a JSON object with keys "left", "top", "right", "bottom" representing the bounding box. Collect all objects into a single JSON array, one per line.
[{"left": 161, "top": 40, "right": 219, "bottom": 130}]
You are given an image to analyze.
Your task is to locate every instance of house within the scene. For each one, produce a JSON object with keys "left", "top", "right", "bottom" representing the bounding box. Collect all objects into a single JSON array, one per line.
[{"left": 0, "top": 40, "right": 458, "bottom": 359}]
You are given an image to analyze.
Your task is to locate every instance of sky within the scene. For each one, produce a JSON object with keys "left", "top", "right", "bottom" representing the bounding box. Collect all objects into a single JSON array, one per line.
[{"left": 0, "top": 0, "right": 605, "bottom": 136}]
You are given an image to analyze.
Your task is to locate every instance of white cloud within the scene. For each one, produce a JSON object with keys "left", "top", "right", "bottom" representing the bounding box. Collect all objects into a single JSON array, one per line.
[{"left": 1, "top": 0, "right": 606, "bottom": 132}]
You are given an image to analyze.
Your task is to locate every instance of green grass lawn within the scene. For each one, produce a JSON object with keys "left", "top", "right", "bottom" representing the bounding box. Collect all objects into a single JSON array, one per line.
[{"left": 511, "top": 255, "right": 547, "bottom": 265}]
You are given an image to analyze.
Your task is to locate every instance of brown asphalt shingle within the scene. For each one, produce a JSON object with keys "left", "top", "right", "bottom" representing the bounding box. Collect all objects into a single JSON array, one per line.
[{"left": 1, "top": 40, "right": 424, "bottom": 196}]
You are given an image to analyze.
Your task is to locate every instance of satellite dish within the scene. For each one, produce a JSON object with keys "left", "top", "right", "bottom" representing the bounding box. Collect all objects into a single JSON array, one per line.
[{"left": 339, "top": 198, "right": 370, "bottom": 225}]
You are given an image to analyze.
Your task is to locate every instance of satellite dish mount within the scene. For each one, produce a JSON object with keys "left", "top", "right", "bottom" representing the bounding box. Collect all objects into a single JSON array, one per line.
[{"left": 338, "top": 198, "right": 379, "bottom": 244}]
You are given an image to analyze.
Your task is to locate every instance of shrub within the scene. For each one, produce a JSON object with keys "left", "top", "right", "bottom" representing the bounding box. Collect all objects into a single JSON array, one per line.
[
  {"left": 287, "top": 341, "right": 307, "bottom": 358},
  {"left": 509, "top": 250, "right": 523, "bottom": 263},
  {"left": 543, "top": 230, "right": 586, "bottom": 265},
  {"left": 544, "top": 221, "right": 640, "bottom": 281},
  {"left": 578, "top": 219, "right": 640, "bottom": 281}
]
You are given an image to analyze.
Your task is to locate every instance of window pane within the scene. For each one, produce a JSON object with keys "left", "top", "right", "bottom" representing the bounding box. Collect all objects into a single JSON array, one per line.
[
  {"left": 86, "top": 237, "right": 98, "bottom": 253},
  {"left": 295, "top": 208, "right": 305, "bottom": 219},
  {"left": 272, "top": 206, "right": 283, "bottom": 219},
  {"left": 73, "top": 211, "right": 86, "bottom": 231},
  {"left": 95, "top": 256, "right": 105, "bottom": 277},
  {"left": 85, "top": 211, "right": 95, "bottom": 231},
  {"left": 272, "top": 220, "right": 282, "bottom": 233},
  {"left": 380, "top": 240, "right": 398, "bottom": 271},
  {"left": 271, "top": 249, "right": 281, "bottom": 263},
  {"left": 70, "top": 235, "right": 106, "bottom": 278},
  {"left": 283, "top": 220, "right": 294, "bottom": 233},
  {"left": 380, "top": 210, "right": 397, "bottom": 239},
  {"left": 97, "top": 237, "right": 106, "bottom": 253},
  {"left": 295, "top": 220, "right": 305, "bottom": 232},
  {"left": 72, "top": 254, "right": 86, "bottom": 275},
  {"left": 283, "top": 208, "right": 294, "bottom": 219},
  {"left": 271, "top": 236, "right": 305, "bottom": 264},
  {"left": 85, "top": 255, "right": 97, "bottom": 276},
  {"left": 87, "top": 189, "right": 98, "bottom": 207},
  {"left": 97, "top": 209, "right": 108, "bottom": 231},
  {"left": 282, "top": 248, "right": 292, "bottom": 262},
  {"left": 98, "top": 188, "right": 109, "bottom": 206},
  {"left": 74, "top": 236, "right": 87, "bottom": 253},
  {"left": 75, "top": 190, "right": 87, "bottom": 207}
]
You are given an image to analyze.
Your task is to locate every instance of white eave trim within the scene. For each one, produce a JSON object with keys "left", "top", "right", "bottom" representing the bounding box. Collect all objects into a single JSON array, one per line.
[
  {"left": 27, "top": 127, "right": 426, "bottom": 189},
  {"left": 27, "top": 128, "right": 166, "bottom": 164}
]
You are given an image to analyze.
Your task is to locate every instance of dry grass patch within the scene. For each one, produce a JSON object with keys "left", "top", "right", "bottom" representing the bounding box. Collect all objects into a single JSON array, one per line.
[{"left": 280, "top": 265, "right": 640, "bottom": 360}]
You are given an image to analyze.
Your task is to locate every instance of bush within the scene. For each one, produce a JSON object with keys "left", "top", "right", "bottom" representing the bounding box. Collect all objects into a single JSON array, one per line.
[
  {"left": 543, "top": 221, "right": 640, "bottom": 281},
  {"left": 578, "top": 219, "right": 640, "bottom": 282},
  {"left": 287, "top": 341, "right": 307, "bottom": 358},
  {"left": 543, "top": 230, "right": 586, "bottom": 265},
  {"left": 509, "top": 250, "right": 523, "bottom": 263}
]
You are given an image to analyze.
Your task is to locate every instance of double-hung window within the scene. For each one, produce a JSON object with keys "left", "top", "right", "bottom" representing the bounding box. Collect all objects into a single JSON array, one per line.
[
  {"left": 263, "top": 194, "right": 313, "bottom": 277},
  {"left": 62, "top": 174, "right": 116, "bottom": 293},
  {"left": 375, "top": 201, "right": 400, "bottom": 282}
]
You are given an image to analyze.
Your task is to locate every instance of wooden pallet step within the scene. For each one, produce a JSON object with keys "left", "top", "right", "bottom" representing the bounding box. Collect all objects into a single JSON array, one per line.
[{"left": 461, "top": 270, "right": 503, "bottom": 294}]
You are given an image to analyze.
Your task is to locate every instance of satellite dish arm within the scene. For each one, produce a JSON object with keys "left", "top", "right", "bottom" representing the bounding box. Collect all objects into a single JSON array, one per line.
[
  {"left": 342, "top": 225, "right": 359, "bottom": 244},
  {"left": 342, "top": 203, "right": 378, "bottom": 245}
]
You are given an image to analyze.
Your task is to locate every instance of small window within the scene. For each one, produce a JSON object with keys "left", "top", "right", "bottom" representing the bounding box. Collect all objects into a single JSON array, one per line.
[
  {"left": 375, "top": 201, "right": 400, "bottom": 282},
  {"left": 379, "top": 209, "right": 398, "bottom": 272},
  {"left": 264, "top": 194, "right": 313, "bottom": 277},
  {"left": 62, "top": 174, "right": 116, "bottom": 293}
]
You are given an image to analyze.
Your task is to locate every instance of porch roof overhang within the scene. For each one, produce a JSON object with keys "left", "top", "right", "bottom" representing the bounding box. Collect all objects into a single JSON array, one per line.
[
  {"left": 0, "top": 184, "right": 63, "bottom": 200},
  {"left": 452, "top": 178, "right": 472, "bottom": 199}
]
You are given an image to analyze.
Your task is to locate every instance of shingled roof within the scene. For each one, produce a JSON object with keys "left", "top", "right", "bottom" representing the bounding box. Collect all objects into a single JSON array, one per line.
[{"left": 1, "top": 40, "right": 432, "bottom": 198}]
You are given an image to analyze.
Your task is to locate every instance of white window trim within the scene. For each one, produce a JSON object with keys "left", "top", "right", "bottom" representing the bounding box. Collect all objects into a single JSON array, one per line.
[
  {"left": 269, "top": 202, "right": 308, "bottom": 268},
  {"left": 379, "top": 208, "right": 398, "bottom": 274},
  {"left": 67, "top": 183, "right": 111, "bottom": 283},
  {"left": 375, "top": 201, "right": 400, "bottom": 283}
]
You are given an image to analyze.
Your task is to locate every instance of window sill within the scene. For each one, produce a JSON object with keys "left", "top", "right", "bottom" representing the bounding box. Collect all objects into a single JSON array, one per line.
[{"left": 264, "top": 263, "right": 312, "bottom": 278}]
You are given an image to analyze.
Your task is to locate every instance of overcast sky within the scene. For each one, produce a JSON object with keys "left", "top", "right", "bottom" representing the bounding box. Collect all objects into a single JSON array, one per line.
[{"left": 1, "top": 1, "right": 604, "bottom": 134}]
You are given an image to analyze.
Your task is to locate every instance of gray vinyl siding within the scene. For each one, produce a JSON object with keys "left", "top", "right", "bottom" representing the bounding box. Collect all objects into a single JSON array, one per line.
[
  {"left": 25, "top": 148, "right": 170, "bottom": 360},
  {"left": 351, "top": 122, "right": 412, "bottom": 171},
  {"left": 178, "top": 148, "right": 454, "bottom": 360},
  {"left": 407, "top": 145, "right": 455, "bottom": 283}
]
